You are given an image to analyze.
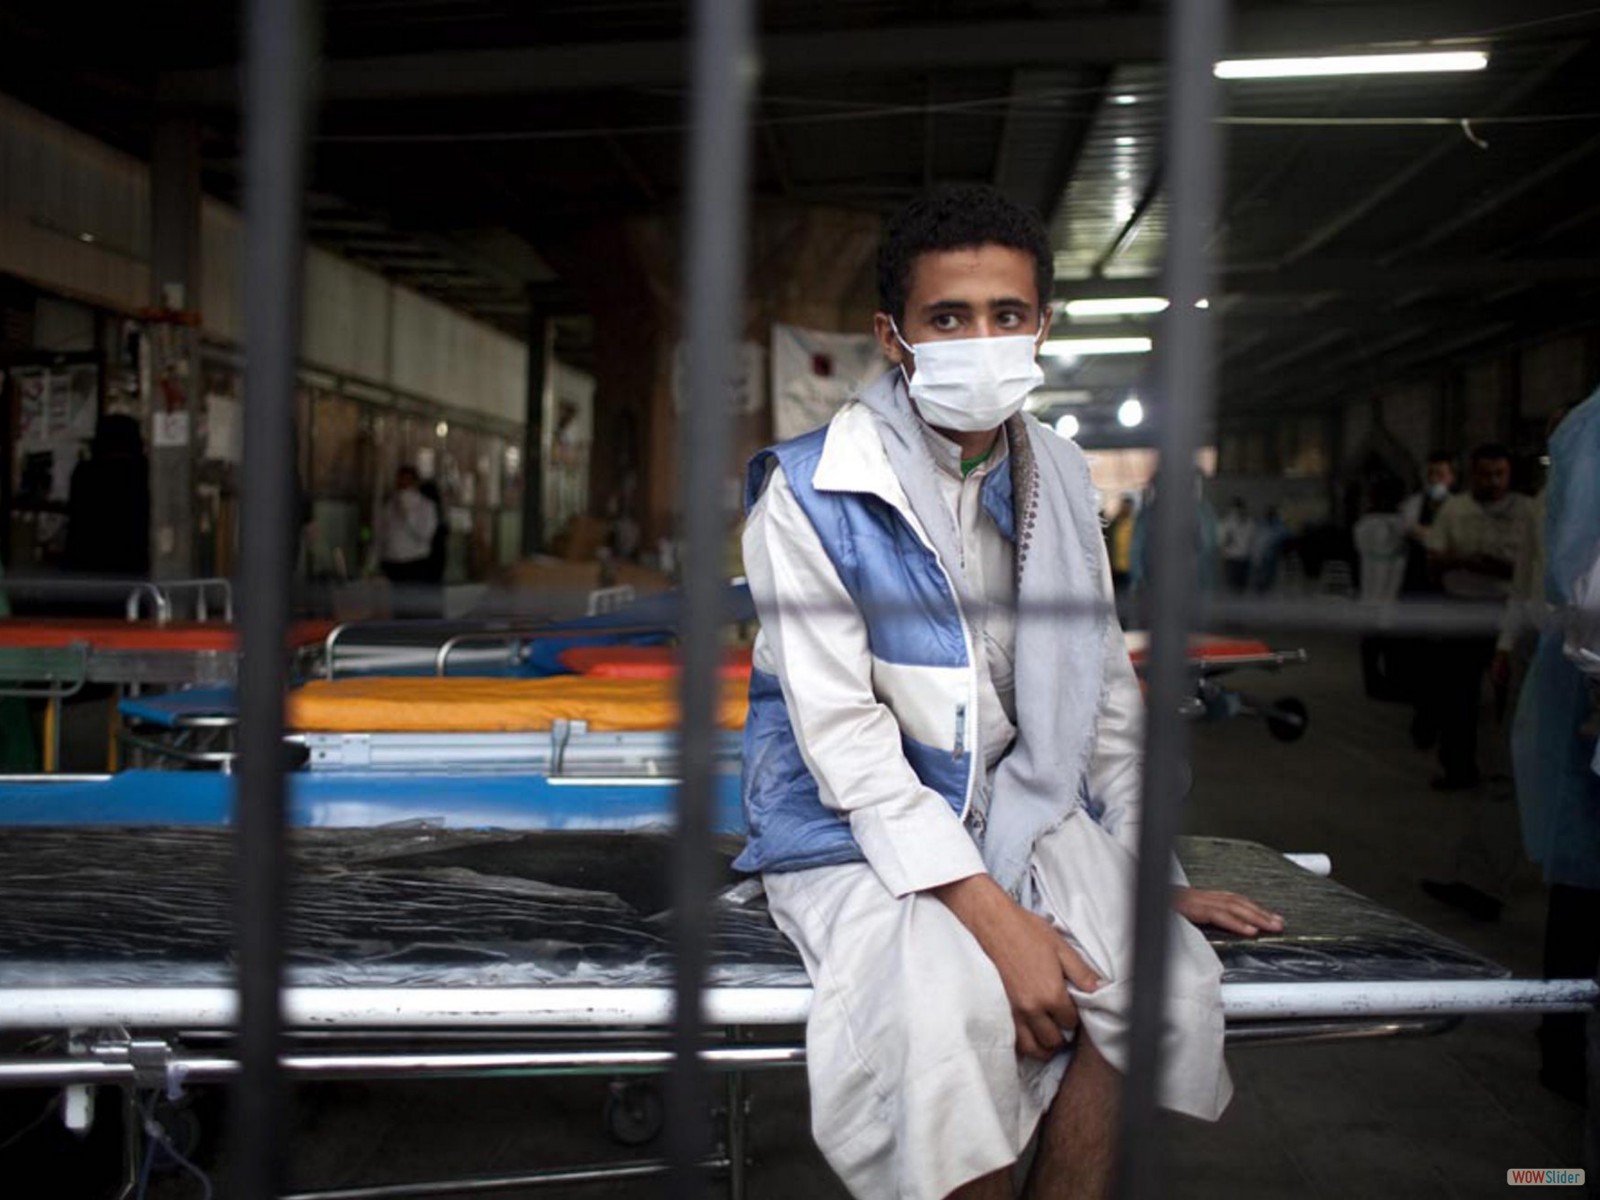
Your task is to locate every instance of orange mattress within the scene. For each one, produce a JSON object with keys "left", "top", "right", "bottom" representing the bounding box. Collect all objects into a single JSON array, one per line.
[
  {"left": 0, "top": 618, "right": 335, "bottom": 653},
  {"left": 558, "top": 644, "right": 754, "bottom": 681},
  {"left": 288, "top": 674, "right": 750, "bottom": 733}
]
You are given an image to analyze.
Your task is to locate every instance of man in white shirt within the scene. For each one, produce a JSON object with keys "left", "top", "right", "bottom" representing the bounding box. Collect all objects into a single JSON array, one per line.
[
  {"left": 379, "top": 465, "right": 440, "bottom": 588},
  {"left": 1217, "top": 499, "right": 1254, "bottom": 593},
  {"left": 740, "top": 185, "right": 1281, "bottom": 1200},
  {"left": 1422, "top": 444, "right": 1538, "bottom": 790}
]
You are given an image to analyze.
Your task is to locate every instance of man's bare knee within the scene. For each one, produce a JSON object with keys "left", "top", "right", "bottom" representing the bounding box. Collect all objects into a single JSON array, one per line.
[{"left": 946, "top": 1166, "right": 1013, "bottom": 1200}]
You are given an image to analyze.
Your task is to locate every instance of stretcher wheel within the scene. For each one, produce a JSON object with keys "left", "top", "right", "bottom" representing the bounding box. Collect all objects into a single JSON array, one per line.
[
  {"left": 604, "top": 1080, "right": 664, "bottom": 1146},
  {"left": 145, "top": 1095, "right": 205, "bottom": 1170},
  {"left": 1265, "top": 697, "right": 1308, "bottom": 743}
]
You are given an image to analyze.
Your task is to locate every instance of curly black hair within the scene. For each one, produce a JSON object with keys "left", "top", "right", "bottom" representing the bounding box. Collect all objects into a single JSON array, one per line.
[{"left": 876, "top": 184, "right": 1054, "bottom": 323}]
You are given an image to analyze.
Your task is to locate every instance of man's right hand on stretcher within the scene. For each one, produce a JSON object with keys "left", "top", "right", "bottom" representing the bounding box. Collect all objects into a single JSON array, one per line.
[{"left": 934, "top": 874, "right": 1103, "bottom": 1062}]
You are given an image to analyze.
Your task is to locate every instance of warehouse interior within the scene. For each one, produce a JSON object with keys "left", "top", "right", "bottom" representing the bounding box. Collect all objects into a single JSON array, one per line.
[{"left": 0, "top": 1, "right": 1597, "bottom": 1197}]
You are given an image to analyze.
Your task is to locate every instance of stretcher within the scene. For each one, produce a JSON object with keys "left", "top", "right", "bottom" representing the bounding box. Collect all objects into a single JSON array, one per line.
[
  {"left": 1125, "top": 631, "right": 1311, "bottom": 742},
  {"left": 0, "top": 617, "right": 335, "bottom": 771},
  {"left": 0, "top": 773, "right": 1592, "bottom": 1199}
]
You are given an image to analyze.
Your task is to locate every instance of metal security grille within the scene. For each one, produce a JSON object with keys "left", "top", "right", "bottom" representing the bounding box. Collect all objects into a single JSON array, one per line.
[
  {"left": 220, "top": 1, "right": 1232, "bottom": 1197},
  {"left": 207, "top": 1, "right": 1598, "bottom": 1199}
]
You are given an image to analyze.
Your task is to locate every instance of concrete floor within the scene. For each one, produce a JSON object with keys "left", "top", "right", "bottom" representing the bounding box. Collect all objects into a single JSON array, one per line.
[{"left": 33, "top": 631, "right": 1597, "bottom": 1196}]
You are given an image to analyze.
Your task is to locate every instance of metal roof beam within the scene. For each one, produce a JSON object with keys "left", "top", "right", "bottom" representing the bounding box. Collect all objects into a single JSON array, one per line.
[
  {"left": 161, "top": 3, "right": 1599, "bottom": 105},
  {"left": 1055, "top": 258, "right": 1600, "bottom": 299}
]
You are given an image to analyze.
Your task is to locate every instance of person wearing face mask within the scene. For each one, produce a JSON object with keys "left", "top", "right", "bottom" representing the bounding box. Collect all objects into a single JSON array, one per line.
[
  {"left": 739, "top": 185, "right": 1280, "bottom": 1200},
  {"left": 1421, "top": 444, "right": 1539, "bottom": 791}
]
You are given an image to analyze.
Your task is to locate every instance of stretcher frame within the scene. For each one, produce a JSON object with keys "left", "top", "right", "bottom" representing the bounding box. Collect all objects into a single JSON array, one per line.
[
  {"left": 0, "top": 975, "right": 1593, "bottom": 1200},
  {"left": 0, "top": 816, "right": 1593, "bottom": 1199}
]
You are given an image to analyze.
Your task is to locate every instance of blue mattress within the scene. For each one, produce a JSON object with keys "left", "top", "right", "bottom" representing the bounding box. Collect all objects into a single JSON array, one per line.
[{"left": 0, "top": 769, "right": 746, "bottom": 834}]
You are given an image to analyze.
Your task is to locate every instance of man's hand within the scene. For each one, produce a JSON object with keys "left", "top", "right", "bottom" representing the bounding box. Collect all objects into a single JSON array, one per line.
[
  {"left": 1172, "top": 888, "right": 1284, "bottom": 938},
  {"left": 934, "top": 874, "right": 1101, "bottom": 1062}
]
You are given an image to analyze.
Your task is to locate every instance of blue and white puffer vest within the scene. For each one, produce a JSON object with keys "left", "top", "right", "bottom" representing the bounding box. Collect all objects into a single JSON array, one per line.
[{"left": 733, "top": 409, "right": 1019, "bottom": 876}]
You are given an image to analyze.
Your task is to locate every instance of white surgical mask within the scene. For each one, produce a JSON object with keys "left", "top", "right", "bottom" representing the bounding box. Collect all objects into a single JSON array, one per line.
[
  {"left": 1426, "top": 482, "right": 1449, "bottom": 502},
  {"left": 891, "top": 319, "right": 1045, "bottom": 432}
]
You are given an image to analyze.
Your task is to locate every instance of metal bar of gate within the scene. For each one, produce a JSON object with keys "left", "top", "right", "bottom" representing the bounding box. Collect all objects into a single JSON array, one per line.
[
  {"left": 671, "top": 0, "right": 755, "bottom": 1195},
  {"left": 1114, "top": 3, "right": 1230, "bottom": 1199},
  {"left": 232, "top": 1, "right": 318, "bottom": 1196}
]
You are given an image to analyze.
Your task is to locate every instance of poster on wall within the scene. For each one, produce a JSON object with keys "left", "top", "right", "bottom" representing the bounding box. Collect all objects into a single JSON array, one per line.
[
  {"left": 10, "top": 362, "right": 99, "bottom": 504},
  {"left": 770, "top": 323, "right": 887, "bottom": 441},
  {"left": 544, "top": 361, "right": 594, "bottom": 544}
]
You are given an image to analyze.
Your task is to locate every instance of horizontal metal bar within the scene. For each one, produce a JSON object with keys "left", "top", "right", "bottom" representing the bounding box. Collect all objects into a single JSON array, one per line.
[
  {"left": 282, "top": 1157, "right": 730, "bottom": 1199},
  {"left": 0, "top": 979, "right": 1591, "bottom": 1033},
  {"left": 1223, "top": 979, "right": 1599, "bottom": 1019},
  {"left": 1224, "top": 1016, "right": 1456, "bottom": 1046},
  {"left": 0, "top": 1044, "right": 805, "bottom": 1088}
]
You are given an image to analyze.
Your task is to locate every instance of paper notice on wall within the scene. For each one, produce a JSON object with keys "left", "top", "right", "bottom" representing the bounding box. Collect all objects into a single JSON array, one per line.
[
  {"left": 770, "top": 323, "right": 887, "bottom": 441},
  {"left": 204, "top": 395, "right": 243, "bottom": 463},
  {"left": 152, "top": 411, "right": 191, "bottom": 448}
]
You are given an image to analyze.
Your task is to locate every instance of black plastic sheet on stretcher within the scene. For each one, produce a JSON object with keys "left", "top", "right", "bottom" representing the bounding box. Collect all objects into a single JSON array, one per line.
[{"left": 0, "top": 825, "right": 1587, "bottom": 1039}]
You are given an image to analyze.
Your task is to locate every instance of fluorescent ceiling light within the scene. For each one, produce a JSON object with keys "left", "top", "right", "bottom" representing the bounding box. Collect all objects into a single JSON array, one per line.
[
  {"left": 1114, "top": 135, "right": 1138, "bottom": 147},
  {"left": 1112, "top": 94, "right": 1139, "bottom": 105},
  {"left": 1041, "top": 336, "right": 1154, "bottom": 358},
  {"left": 1054, "top": 413, "right": 1081, "bottom": 440},
  {"left": 1118, "top": 398, "right": 1145, "bottom": 428},
  {"left": 1064, "top": 296, "right": 1170, "bottom": 318},
  {"left": 1214, "top": 51, "right": 1488, "bottom": 80}
]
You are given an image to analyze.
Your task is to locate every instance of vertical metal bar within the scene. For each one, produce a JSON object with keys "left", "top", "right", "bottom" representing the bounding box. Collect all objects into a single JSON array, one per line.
[
  {"left": 672, "top": 0, "right": 754, "bottom": 1194},
  {"left": 232, "top": 1, "right": 318, "bottom": 1198},
  {"left": 1114, "top": 2, "right": 1229, "bottom": 1199}
]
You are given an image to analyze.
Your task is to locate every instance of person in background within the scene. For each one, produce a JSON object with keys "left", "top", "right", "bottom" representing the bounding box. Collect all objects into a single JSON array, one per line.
[
  {"left": 1250, "top": 505, "right": 1290, "bottom": 594},
  {"left": 1104, "top": 493, "right": 1136, "bottom": 592},
  {"left": 1399, "top": 452, "right": 1457, "bottom": 746},
  {"left": 378, "top": 465, "right": 440, "bottom": 613},
  {"left": 1353, "top": 479, "right": 1409, "bottom": 700},
  {"left": 417, "top": 478, "right": 449, "bottom": 617},
  {"left": 1423, "top": 444, "right": 1538, "bottom": 790},
  {"left": 1400, "top": 451, "right": 1457, "bottom": 545},
  {"left": 1217, "top": 498, "right": 1255, "bottom": 593},
  {"left": 1129, "top": 473, "right": 1218, "bottom": 597},
  {"left": 1511, "top": 388, "right": 1600, "bottom": 1104},
  {"left": 64, "top": 414, "right": 150, "bottom": 581}
]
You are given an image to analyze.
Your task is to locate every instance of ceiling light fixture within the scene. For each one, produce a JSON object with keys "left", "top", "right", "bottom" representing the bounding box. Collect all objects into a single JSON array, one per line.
[
  {"left": 1112, "top": 94, "right": 1139, "bottom": 105},
  {"left": 1054, "top": 413, "right": 1081, "bottom": 440},
  {"left": 1214, "top": 50, "right": 1488, "bottom": 80},
  {"left": 1114, "top": 135, "right": 1138, "bottom": 147},
  {"left": 1118, "top": 397, "right": 1145, "bottom": 429},
  {"left": 1064, "top": 297, "right": 1170, "bottom": 318},
  {"left": 1042, "top": 336, "right": 1154, "bottom": 358}
]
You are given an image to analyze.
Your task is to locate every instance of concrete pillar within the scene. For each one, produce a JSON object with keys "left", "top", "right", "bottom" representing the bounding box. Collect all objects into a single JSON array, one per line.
[
  {"left": 148, "top": 114, "right": 202, "bottom": 581},
  {"left": 520, "top": 308, "right": 553, "bottom": 555},
  {"left": 538, "top": 205, "right": 879, "bottom": 550}
]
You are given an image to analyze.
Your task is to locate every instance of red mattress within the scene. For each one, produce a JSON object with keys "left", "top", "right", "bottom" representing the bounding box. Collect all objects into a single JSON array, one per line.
[
  {"left": 558, "top": 644, "right": 754, "bottom": 681},
  {"left": 0, "top": 618, "right": 336, "bottom": 653}
]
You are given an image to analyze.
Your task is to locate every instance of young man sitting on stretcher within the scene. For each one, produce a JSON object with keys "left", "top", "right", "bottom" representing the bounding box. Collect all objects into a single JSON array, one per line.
[{"left": 737, "top": 184, "right": 1284, "bottom": 1200}]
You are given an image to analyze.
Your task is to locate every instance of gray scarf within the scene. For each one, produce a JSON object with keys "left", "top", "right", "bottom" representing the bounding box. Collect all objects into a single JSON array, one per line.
[{"left": 859, "top": 373, "right": 1110, "bottom": 895}]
